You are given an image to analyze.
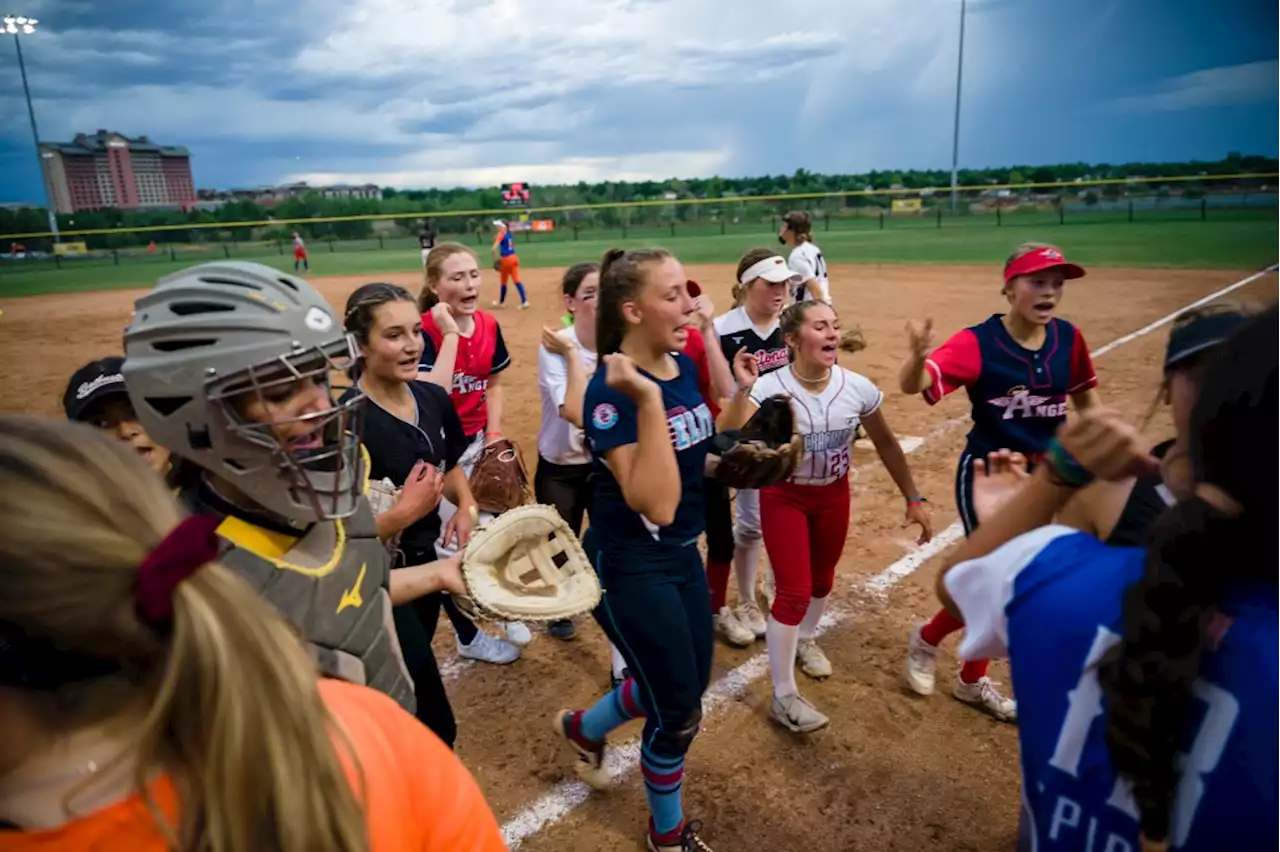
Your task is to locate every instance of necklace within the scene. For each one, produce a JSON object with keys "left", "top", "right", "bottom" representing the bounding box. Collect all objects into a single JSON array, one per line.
[{"left": 790, "top": 364, "right": 831, "bottom": 384}]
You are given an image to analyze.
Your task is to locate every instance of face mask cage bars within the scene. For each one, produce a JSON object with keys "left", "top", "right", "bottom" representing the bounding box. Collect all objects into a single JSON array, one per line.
[{"left": 206, "top": 334, "right": 367, "bottom": 520}]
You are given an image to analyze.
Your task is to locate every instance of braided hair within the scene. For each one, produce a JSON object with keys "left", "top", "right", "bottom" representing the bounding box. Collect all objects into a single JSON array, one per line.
[{"left": 1097, "top": 303, "right": 1276, "bottom": 845}]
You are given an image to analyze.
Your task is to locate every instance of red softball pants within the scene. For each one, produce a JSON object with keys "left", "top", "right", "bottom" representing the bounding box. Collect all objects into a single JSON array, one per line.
[{"left": 760, "top": 476, "right": 850, "bottom": 627}]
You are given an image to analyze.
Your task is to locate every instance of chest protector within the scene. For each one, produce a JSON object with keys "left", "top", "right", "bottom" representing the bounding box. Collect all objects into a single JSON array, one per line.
[{"left": 213, "top": 500, "right": 416, "bottom": 715}]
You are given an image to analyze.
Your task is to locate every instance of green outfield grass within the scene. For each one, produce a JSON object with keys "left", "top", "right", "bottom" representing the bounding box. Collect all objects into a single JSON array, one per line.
[{"left": 1, "top": 217, "right": 1276, "bottom": 298}]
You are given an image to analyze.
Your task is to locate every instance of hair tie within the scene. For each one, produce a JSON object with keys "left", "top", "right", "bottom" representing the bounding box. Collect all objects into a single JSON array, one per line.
[
  {"left": 136, "top": 515, "right": 223, "bottom": 626},
  {"left": 1194, "top": 482, "right": 1242, "bottom": 517}
]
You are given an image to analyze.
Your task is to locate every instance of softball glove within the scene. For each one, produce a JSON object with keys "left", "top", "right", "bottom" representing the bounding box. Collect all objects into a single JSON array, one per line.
[
  {"left": 839, "top": 325, "right": 868, "bottom": 354},
  {"left": 365, "top": 477, "right": 403, "bottom": 555},
  {"left": 468, "top": 438, "right": 533, "bottom": 515},
  {"left": 452, "top": 504, "right": 601, "bottom": 622},
  {"left": 711, "top": 395, "right": 804, "bottom": 490}
]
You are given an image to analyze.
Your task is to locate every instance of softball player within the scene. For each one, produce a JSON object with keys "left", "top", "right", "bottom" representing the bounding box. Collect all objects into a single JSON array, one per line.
[
  {"left": 491, "top": 219, "right": 529, "bottom": 309},
  {"left": 556, "top": 247, "right": 718, "bottom": 852},
  {"left": 778, "top": 211, "right": 830, "bottom": 304},
  {"left": 706, "top": 248, "right": 796, "bottom": 647},
  {"left": 419, "top": 219, "right": 438, "bottom": 265},
  {"left": 292, "top": 230, "right": 309, "bottom": 272},
  {"left": 898, "top": 242, "right": 1100, "bottom": 721},
  {"left": 121, "top": 261, "right": 464, "bottom": 718},
  {"left": 937, "top": 306, "right": 1277, "bottom": 852},
  {"left": 719, "top": 299, "right": 931, "bottom": 732},
  {"left": 0, "top": 417, "right": 506, "bottom": 852},
  {"left": 1057, "top": 305, "right": 1248, "bottom": 547},
  {"left": 536, "top": 261, "right": 601, "bottom": 641},
  {"left": 418, "top": 242, "right": 531, "bottom": 658},
  {"left": 340, "top": 282, "right": 479, "bottom": 747},
  {"left": 62, "top": 355, "right": 170, "bottom": 474}
]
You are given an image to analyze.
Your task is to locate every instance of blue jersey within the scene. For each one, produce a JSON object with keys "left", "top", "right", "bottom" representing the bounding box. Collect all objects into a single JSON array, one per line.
[
  {"left": 583, "top": 352, "right": 714, "bottom": 546},
  {"left": 946, "top": 526, "right": 1278, "bottom": 851},
  {"left": 496, "top": 230, "right": 515, "bottom": 257},
  {"left": 924, "top": 315, "right": 1097, "bottom": 457}
]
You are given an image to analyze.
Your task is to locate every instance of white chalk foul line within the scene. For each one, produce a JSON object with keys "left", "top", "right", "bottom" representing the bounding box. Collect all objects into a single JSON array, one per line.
[{"left": 497, "top": 265, "right": 1277, "bottom": 848}]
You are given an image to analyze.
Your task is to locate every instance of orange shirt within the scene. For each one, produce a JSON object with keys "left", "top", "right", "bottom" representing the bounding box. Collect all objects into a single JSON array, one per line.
[{"left": 2, "top": 679, "right": 507, "bottom": 852}]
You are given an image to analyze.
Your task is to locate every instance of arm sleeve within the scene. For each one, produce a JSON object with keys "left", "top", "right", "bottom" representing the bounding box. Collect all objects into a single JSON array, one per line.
[
  {"left": 943, "top": 524, "right": 1078, "bottom": 661},
  {"left": 584, "top": 381, "right": 640, "bottom": 455},
  {"left": 922, "top": 328, "right": 982, "bottom": 405},
  {"left": 418, "top": 331, "right": 438, "bottom": 371},
  {"left": 490, "top": 323, "right": 511, "bottom": 375},
  {"left": 1068, "top": 327, "right": 1099, "bottom": 394},
  {"left": 538, "top": 345, "right": 570, "bottom": 409}
]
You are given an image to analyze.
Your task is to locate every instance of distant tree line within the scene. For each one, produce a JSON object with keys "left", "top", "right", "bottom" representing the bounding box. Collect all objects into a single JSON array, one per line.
[{"left": 3, "top": 152, "right": 1274, "bottom": 249}]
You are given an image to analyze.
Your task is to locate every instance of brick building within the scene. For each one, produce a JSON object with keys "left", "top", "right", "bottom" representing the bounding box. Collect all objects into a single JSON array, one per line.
[{"left": 39, "top": 130, "right": 196, "bottom": 213}]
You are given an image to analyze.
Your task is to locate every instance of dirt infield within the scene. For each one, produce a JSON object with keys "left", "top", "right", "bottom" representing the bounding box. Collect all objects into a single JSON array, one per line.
[{"left": 0, "top": 261, "right": 1274, "bottom": 850}]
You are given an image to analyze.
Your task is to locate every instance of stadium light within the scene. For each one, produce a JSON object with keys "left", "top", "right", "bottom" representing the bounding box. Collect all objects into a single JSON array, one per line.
[
  {"left": 5, "top": 13, "right": 58, "bottom": 240},
  {"left": 949, "top": 0, "right": 965, "bottom": 216}
]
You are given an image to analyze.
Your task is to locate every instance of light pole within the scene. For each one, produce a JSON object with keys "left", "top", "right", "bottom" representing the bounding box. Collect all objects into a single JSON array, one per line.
[
  {"left": 948, "top": 0, "right": 966, "bottom": 216},
  {"left": 5, "top": 13, "right": 59, "bottom": 241}
]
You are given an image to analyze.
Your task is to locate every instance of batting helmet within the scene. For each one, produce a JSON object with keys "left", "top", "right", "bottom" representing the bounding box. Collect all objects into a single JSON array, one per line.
[{"left": 123, "top": 261, "right": 366, "bottom": 523}]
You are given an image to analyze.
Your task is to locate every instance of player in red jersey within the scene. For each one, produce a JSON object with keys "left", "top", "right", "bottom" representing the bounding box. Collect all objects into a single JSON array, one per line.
[
  {"left": 897, "top": 242, "right": 1101, "bottom": 721},
  {"left": 417, "top": 242, "right": 532, "bottom": 660}
]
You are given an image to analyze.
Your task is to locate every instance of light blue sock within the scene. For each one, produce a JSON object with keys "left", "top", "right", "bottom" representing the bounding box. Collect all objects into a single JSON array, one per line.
[
  {"left": 641, "top": 743, "right": 685, "bottom": 836},
  {"left": 579, "top": 677, "right": 643, "bottom": 742}
]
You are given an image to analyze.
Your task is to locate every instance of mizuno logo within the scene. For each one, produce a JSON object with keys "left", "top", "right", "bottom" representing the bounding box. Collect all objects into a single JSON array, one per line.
[{"left": 337, "top": 562, "right": 367, "bottom": 613}]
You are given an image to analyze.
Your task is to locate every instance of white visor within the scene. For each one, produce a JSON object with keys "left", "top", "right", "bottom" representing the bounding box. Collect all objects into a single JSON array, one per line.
[
  {"left": 492, "top": 219, "right": 505, "bottom": 227},
  {"left": 740, "top": 255, "right": 799, "bottom": 286}
]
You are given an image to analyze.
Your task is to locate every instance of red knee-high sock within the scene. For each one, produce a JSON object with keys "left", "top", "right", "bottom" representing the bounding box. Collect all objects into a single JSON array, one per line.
[
  {"left": 960, "top": 659, "right": 989, "bottom": 684},
  {"left": 706, "top": 559, "right": 731, "bottom": 612},
  {"left": 919, "top": 608, "right": 965, "bottom": 647}
]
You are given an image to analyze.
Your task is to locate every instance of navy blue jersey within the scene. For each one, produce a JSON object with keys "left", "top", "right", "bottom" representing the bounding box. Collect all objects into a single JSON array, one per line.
[
  {"left": 584, "top": 352, "right": 714, "bottom": 546},
  {"left": 946, "top": 526, "right": 1278, "bottom": 851},
  {"left": 924, "top": 315, "right": 1097, "bottom": 457}
]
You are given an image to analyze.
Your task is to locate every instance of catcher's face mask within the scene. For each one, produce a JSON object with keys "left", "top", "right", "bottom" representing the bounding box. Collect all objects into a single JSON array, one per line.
[{"left": 211, "top": 335, "right": 366, "bottom": 520}]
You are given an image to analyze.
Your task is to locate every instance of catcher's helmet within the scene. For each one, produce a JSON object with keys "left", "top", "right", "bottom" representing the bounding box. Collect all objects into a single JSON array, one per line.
[{"left": 123, "top": 261, "right": 366, "bottom": 523}]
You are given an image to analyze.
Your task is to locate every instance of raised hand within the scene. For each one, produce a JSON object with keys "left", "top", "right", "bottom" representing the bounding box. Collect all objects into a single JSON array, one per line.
[
  {"left": 905, "top": 318, "right": 934, "bottom": 359},
  {"left": 732, "top": 348, "right": 760, "bottom": 390},
  {"left": 395, "top": 460, "right": 445, "bottom": 524},
  {"left": 692, "top": 293, "right": 715, "bottom": 332},
  {"left": 971, "top": 450, "right": 1032, "bottom": 525},
  {"left": 1055, "top": 409, "right": 1160, "bottom": 483},
  {"left": 603, "top": 353, "right": 660, "bottom": 402},
  {"left": 431, "top": 301, "right": 459, "bottom": 336},
  {"left": 541, "top": 326, "right": 574, "bottom": 356}
]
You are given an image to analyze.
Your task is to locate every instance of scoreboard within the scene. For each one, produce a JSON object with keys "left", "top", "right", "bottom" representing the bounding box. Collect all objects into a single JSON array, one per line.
[{"left": 502, "top": 181, "right": 531, "bottom": 207}]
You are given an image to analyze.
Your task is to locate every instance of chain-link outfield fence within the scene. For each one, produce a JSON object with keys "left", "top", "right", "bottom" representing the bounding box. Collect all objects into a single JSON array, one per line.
[{"left": 2, "top": 174, "right": 1275, "bottom": 277}]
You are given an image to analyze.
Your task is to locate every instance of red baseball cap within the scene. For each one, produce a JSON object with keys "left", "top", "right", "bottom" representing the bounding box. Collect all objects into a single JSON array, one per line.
[{"left": 1004, "top": 245, "right": 1086, "bottom": 283}]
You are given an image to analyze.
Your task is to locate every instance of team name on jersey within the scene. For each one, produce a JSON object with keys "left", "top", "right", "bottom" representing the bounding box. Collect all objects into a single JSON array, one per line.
[
  {"left": 988, "top": 386, "right": 1068, "bottom": 421},
  {"left": 805, "top": 427, "right": 853, "bottom": 453},
  {"left": 667, "top": 403, "right": 715, "bottom": 451},
  {"left": 754, "top": 348, "right": 790, "bottom": 373},
  {"left": 452, "top": 372, "right": 489, "bottom": 395}
]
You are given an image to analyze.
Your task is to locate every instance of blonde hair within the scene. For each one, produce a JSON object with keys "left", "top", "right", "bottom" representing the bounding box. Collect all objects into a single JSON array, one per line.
[
  {"left": 419, "top": 242, "right": 478, "bottom": 312},
  {"left": 732, "top": 247, "right": 777, "bottom": 307},
  {"left": 0, "top": 415, "right": 369, "bottom": 852}
]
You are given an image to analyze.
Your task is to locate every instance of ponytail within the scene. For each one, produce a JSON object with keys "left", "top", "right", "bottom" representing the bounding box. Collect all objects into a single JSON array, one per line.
[
  {"left": 0, "top": 417, "right": 369, "bottom": 852},
  {"left": 595, "top": 246, "right": 671, "bottom": 356}
]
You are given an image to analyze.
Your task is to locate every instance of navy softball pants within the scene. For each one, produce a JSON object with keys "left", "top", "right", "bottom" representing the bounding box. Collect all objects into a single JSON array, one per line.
[{"left": 589, "top": 533, "right": 714, "bottom": 760}]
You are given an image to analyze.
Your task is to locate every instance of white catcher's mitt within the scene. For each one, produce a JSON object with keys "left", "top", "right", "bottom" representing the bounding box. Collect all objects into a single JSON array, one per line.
[
  {"left": 366, "top": 478, "right": 403, "bottom": 556},
  {"left": 453, "top": 504, "right": 601, "bottom": 622}
]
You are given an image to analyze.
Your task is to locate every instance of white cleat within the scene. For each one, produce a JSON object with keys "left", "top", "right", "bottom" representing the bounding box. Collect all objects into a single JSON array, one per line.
[
  {"left": 502, "top": 620, "right": 533, "bottom": 646},
  {"left": 953, "top": 675, "right": 1017, "bottom": 723},
  {"left": 456, "top": 630, "right": 521, "bottom": 664},
  {"left": 770, "top": 692, "right": 830, "bottom": 733},
  {"left": 904, "top": 623, "right": 939, "bottom": 696},
  {"left": 796, "top": 639, "right": 832, "bottom": 679},
  {"left": 734, "top": 600, "right": 768, "bottom": 638},
  {"left": 715, "top": 606, "right": 754, "bottom": 647}
]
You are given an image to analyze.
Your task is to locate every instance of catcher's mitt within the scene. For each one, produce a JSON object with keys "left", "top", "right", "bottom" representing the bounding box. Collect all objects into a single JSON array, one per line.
[
  {"left": 711, "top": 395, "right": 804, "bottom": 489},
  {"left": 839, "top": 325, "right": 867, "bottom": 354},
  {"left": 365, "top": 477, "right": 403, "bottom": 556},
  {"left": 468, "top": 438, "right": 533, "bottom": 515},
  {"left": 452, "top": 504, "right": 601, "bottom": 622}
]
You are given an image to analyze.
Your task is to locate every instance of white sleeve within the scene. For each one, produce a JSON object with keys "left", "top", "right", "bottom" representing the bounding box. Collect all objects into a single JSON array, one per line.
[
  {"left": 788, "top": 251, "right": 816, "bottom": 281},
  {"left": 944, "top": 525, "right": 1079, "bottom": 661},
  {"left": 537, "top": 346, "right": 569, "bottom": 409},
  {"left": 847, "top": 371, "right": 883, "bottom": 417},
  {"left": 748, "top": 373, "right": 779, "bottom": 407}
]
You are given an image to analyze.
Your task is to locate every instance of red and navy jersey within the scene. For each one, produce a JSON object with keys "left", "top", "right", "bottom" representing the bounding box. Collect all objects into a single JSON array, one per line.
[
  {"left": 923, "top": 314, "right": 1096, "bottom": 456},
  {"left": 419, "top": 310, "right": 511, "bottom": 437}
]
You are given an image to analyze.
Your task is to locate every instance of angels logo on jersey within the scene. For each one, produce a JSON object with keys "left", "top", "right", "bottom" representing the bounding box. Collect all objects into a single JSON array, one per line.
[
  {"left": 988, "top": 386, "right": 1067, "bottom": 420},
  {"left": 452, "top": 372, "right": 490, "bottom": 395}
]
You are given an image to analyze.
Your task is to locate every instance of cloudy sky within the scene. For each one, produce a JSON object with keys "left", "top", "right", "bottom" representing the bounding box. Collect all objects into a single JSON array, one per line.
[{"left": 0, "top": 0, "right": 1275, "bottom": 202}]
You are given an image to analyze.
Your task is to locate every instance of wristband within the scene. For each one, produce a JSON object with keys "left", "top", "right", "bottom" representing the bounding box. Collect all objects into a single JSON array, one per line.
[
  {"left": 906, "top": 495, "right": 927, "bottom": 506},
  {"left": 1047, "top": 437, "right": 1093, "bottom": 488}
]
